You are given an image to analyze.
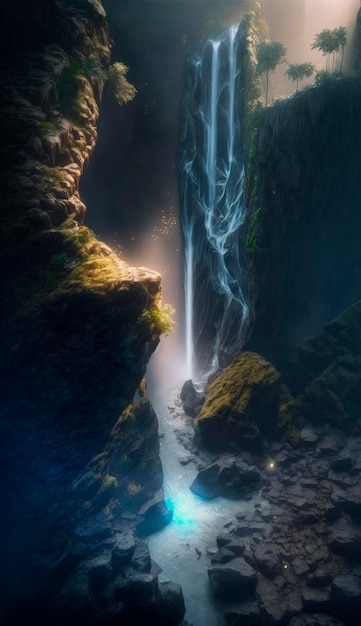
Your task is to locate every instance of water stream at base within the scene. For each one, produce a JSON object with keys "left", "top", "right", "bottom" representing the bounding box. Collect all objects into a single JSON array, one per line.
[{"left": 148, "top": 385, "right": 263, "bottom": 626}]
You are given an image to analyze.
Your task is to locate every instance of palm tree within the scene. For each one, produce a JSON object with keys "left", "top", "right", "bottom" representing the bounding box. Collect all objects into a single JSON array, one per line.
[
  {"left": 285, "top": 62, "right": 314, "bottom": 90},
  {"left": 256, "top": 40, "right": 287, "bottom": 106},
  {"left": 336, "top": 27, "right": 347, "bottom": 72},
  {"left": 312, "top": 27, "right": 347, "bottom": 73}
]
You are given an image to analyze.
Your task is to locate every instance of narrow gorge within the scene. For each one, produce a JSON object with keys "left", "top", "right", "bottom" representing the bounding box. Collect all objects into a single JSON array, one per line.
[{"left": 2, "top": 1, "right": 361, "bottom": 626}]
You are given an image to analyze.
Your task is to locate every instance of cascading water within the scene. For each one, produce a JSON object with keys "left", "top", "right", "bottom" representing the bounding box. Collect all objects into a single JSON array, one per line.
[{"left": 179, "top": 22, "right": 249, "bottom": 379}]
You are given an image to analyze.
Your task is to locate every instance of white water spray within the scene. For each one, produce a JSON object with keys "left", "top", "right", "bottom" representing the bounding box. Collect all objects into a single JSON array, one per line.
[{"left": 180, "top": 23, "right": 249, "bottom": 379}]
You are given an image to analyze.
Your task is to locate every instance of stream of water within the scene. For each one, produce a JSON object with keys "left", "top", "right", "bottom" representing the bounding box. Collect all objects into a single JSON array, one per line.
[{"left": 148, "top": 385, "right": 262, "bottom": 626}]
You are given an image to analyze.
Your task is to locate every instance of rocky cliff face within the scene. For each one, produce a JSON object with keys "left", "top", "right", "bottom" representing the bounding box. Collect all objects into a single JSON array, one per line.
[
  {"left": 245, "top": 78, "right": 361, "bottom": 366},
  {"left": 0, "top": 1, "right": 174, "bottom": 622}
]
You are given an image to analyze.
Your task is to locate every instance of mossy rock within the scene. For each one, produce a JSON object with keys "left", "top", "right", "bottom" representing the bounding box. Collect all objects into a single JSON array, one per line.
[{"left": 195, "top": 351, "right": 298, "bottom": 452}]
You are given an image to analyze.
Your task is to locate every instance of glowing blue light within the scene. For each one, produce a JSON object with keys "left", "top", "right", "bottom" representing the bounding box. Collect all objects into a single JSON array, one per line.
[{"left": 165, "top": 494, "right": 197, "bottom": 530}]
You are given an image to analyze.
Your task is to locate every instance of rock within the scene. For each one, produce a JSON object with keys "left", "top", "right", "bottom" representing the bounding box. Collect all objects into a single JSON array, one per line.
[
  {"left": 302, "top": 587, "right": 331, "bottom": 612},
  {"left": 111, "top": 532, "right": 136, "bottom": 571},
  {"left": 208, "top": 557, "right": 258, "bottom": 601},
  {"left": 335, "top": 487, "right": 361, "bottom": 518},
  {"left": 190, "top": 459, "right": 261, "bottom": 499},
  {"left": 156, "top": 581, "right": 186, "bottom": 626},
  {"left": 130, "top": 543, "right": 152, "bottom": 572},
  {"left": 329, "top": 519, "right": 361, "bottom": 559},
  {"left": 73, "top": 509, "right": 113, "bottom": 542},
  {"left": 180, "top": 380, "right": 204, "bottom": 417},
  {"left": 306, "top": 570, "right": 332, "bottom": 588},
  {"left": 114, "top": 572, "right": 157, "bottom": 604},
  {"left": 190, "top": 463, "right": 221, "bottom": 498},
  {"left": 225, "top": 600, "right": 261, "bottom": 625},
  {"left": 318, "top": 435, "right": 343, "bottom": 456},
  {"left": 331, "top": 573, "right": 361, "bottom": 611},
  {"left": 300, "top": 424, "right": 320, "bottom": 447},
  {"left": 194, "top": 352, "right": 297, "bottom": 451},
  {"left": 178, "top": 454, "right": 193, "bottom": 465},
  {"left": 211, "top": 548, "right": 237, "bottom": 564},
  {"left": 235, "top": 522, "right": 265, "bottom": 537},
  {"left": 256, "top": 577, "right": 289, "bottom": 624},
  {"left": 254, "top": 544, "right": 281, "bottom": 579}
]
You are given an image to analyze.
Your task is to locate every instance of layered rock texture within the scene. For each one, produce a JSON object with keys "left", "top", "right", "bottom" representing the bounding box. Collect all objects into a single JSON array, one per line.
[{"left": 0, "top": 1, "right": 175, "bottom": 623}]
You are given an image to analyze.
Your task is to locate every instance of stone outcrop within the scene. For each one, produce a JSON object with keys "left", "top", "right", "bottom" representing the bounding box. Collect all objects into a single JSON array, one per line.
[{"left": 0, "top": 1, "right": 175, "bottom": 623}]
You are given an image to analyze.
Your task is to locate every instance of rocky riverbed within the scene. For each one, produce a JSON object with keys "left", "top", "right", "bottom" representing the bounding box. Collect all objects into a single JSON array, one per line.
[{"left": 162, "top": 387, "right": 361, "bottom": 626}]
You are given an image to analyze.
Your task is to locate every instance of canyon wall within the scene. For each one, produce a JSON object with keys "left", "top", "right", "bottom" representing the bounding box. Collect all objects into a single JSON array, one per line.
[{"left": 0, "top": 1, "right": 176, "bottom": 622}]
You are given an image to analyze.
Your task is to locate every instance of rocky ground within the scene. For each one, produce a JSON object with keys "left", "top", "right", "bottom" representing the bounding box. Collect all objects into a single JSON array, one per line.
[{"left": 169, "top": 388, "right": 361, "bottom": 626}]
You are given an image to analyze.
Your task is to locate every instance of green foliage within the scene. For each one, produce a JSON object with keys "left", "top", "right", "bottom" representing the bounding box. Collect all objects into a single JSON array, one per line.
[
  {"left": 57, "top": 56, "right": 136, "bottom": 124},
  {"left": 107, "top": 62, "right": 137, "bottom": 106},
  {"left": 137, "top": 303, "right": 175, "bottom": 336},
  {"left": 285, "top": 62, "right": 314, "bottom": 90},
  {"left": 256, "top": 41, "right": 286, "bottom": 75},
  {"left": 312, "top": 27, "right": 347, "bottom": 72},
  {"left": 246, "top": 231, "right": 258, "bottom": 255},
  {"left": 314, "top": 69, "right": 344, "bottom": 87},
  {"left": 256, "top": 40, "right": 286, "bottom": 105},
  {"left": 57, "top": 59, "right": 83, "bottom": 123}
]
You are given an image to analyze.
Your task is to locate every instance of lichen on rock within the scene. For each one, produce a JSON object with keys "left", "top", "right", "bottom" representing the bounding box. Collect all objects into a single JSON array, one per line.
[{"left": 195, "top": 351, "right": 299, "bottom": 451}]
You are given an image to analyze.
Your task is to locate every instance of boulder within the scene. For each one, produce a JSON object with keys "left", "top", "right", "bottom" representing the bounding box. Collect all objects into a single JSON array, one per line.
[
  {"left": 190, "top": 458, "right": 261, "bottom": 499},
  {"left": 254, "top": 544, "right": 281, "bottom": 579},
  {"left": 180, "top": 380, "right": 204, "bottom": 417},
  {"left": 195, "top": 352, "right": 297, "bottom": 451},
  {"left": 331, "top": 573, "right": 361, "bottom": 611},
  {"left": 155, "top": 581, "right": 186, "bottom": 626},
  {"left": 208, "top": 557, "right": 258, "bottom": 601}
]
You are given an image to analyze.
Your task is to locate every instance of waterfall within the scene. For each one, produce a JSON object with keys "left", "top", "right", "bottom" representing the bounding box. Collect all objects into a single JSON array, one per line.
[{"left": 179, "top": 23, "right": 249, "bottom": 379}]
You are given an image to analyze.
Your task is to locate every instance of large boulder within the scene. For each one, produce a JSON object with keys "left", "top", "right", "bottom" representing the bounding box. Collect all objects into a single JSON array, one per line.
[{"left": 194, "top": 351, "right": 299, "bottom": 451}]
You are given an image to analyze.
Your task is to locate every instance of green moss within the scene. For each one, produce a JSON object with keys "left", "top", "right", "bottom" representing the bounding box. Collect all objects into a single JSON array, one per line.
[{"left": 137, "top": 303, "right": 175, "bottom": 336}]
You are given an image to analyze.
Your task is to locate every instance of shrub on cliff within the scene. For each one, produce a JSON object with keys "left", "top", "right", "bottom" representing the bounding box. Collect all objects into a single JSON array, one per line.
[{"left": 107, "top": 62, "right": 137, "bottom": 105}]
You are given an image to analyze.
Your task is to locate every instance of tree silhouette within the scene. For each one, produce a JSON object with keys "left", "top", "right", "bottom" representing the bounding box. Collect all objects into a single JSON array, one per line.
[
  {"left": 312, "top": 27, "right": 347, "bottom": 72},
  {"left": 336, "top": 27, "right": 347, "bottom": 72},
  {"left": 256, "top": 40, "right": 286, "bottom": 106},
  {"left": 285, "top": 62, "right": 314, "bottom": 90}
]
